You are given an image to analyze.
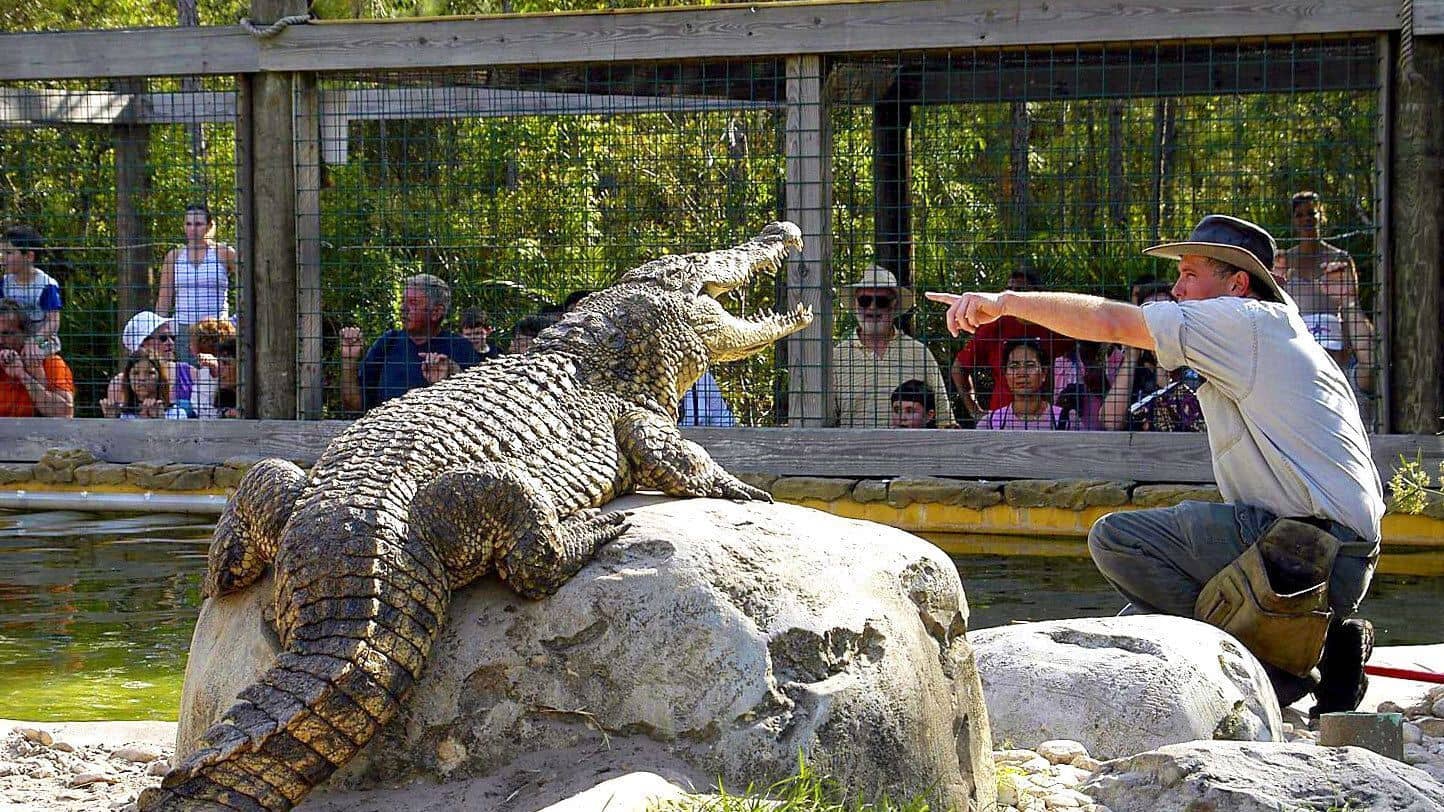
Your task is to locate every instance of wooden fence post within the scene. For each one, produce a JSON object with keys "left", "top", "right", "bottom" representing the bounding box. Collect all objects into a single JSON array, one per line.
[
  {"left": 243, "top": 0, "right": 306, "bottom": 419},
  {"left": 113, "top": 78, "right": 151, "bottom": 333},
  {"left": 1390, "top": 36, "right": 1444, "bottom": 434},
  {"left": 785, "top": 55, "right": 834, "bottom": 427}
]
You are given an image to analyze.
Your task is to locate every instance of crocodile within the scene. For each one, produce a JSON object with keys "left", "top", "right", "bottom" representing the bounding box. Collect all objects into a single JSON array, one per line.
[{"left": 138, "top": 222, "right": 812, "bottom": 811}]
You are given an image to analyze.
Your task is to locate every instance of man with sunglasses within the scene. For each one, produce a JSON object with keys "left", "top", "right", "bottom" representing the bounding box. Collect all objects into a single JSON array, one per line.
[
  {"left": 107, "top": 311, "right": 195, "bottom": 415},
  {"left": 832, "top": 266, "right": 953, "bottom": 428},
  {"left": 0, "top": 298, "right": 73, "bottom": 417}
]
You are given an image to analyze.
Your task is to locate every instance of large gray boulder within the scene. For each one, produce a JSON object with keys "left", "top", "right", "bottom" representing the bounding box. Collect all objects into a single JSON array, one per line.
[
  {"left": 1083, "top": 740, "right": 1444, "bottom": 812},
  {"left": 970, "top": 615, "right": 1281, "bottom": 758},
  {"left": 178, "top": 496, "right": 995, "bottom": 811}
]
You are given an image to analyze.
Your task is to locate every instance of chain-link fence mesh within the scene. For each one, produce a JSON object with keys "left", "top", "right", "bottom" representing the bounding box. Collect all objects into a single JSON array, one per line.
[{"left": 0, "top": 76, "right": 239, "bottom": 419}]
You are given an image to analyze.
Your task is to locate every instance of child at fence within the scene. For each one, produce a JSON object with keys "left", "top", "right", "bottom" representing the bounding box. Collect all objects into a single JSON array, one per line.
[
  {"left": 0, "top": 225, "right": 63, "bottom": 358},
  {"left": 975, "top": 338, "right": 1068, "bottom": 431},
  {"left": 188, "top": 317, "right": 237, "bottom": 419},
  {"left": 100, "top": 350, "right": 189, "bottom": 420},
  {"left": 157, "top": 204, "right": 236, "bottom": 364},
  {"left": 212, "top": 338, "right": 240, "bottom": 418},
  {"left": 889, "top": 379, "right": 938, "bottom": 428}
]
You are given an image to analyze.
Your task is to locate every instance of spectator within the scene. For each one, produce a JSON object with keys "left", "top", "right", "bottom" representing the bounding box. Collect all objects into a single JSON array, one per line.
[
  {"left": 0, "top": 297, "right": 73, "bottom": 417},
  {"left": 832, "top": 266, "right": 954, "bottom": 427},
  {"left": 1275, "top": 191, "right": 1376, "bottom": 420},
  {"left": 889, "top": 379, "right": 937, "bottom": 428},
  {"left": 340, "top": 274, "right": 482, "bottom": 413},
  {"left": 112, "top": 311, "right": 194, "bottom": 414},
  {"left": 508, "top": 314, "right": 555, "bottom": 355},
  {"left": 0, "top": 225, "right": 62, "bottom": 358},
  {"left": 975, "top": 338, "right": 1065, "bottom": 430},
  {"left": 100, "top": 350, "right": 189, "bottom": 420},
  {"left": 678, "top": 370, "right": 736, "bottom": 427},
  {"left": 157, "top": 204, "right": 236, "bottom": 363},
  {"left": 1052, "top": 341, "right": 1107, "bottom": 430},
  {"left": 189, "top": 317, "right": 237, "bottom": 419},
  {"left": 1098, "top": 284, "right": 1204, "bottom": 433},
  {"left": 951, "top": 268, "right": 1075, "bottom": 421},
  {"left": 213, "top": 338, "right": 240, "bottom": 418},
  {"left": 459, "top": 307, "right": 502, "bottom": 359}
]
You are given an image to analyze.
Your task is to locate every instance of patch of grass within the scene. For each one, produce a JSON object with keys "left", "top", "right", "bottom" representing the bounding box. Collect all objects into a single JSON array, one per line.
[{"left": 649, "top": 755, "right": 937, "bottom": 812}]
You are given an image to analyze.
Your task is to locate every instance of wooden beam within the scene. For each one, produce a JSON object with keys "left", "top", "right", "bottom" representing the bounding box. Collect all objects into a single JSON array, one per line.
[
  {"left": 247, "top": 0, "right": 306, "bottom": 420},
  {"left": 0, "top": 0, "right": 1404, "bottom": 82},
  {"left": 261, "top": 0, "right": 1402, "bottom": 74},
  {"left": 0, "top": 25, "right": 256, "bottom": 81},
  {"left": 112, "top": 78, "right": 153, "bottom": 333},
  {"left": 784, "top": 55, "right": 833, "bottom": 428},
  {"left": 1389, "top": 37, "right": 1444, "bottom": 433},
  {"left": 0, "top": 420, "right": 1438, "bottom": 486},
  {"left": 1419, "top": 0, "right": 1444, "bottom": 36},
  {"left": 296, "top": 73, "right": 324, "bottom": 420}
]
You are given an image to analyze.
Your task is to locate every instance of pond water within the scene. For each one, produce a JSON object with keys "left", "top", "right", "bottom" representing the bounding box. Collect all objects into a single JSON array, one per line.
[{"left": 2, "top": 510, "right": 1441, "bottom": 722}]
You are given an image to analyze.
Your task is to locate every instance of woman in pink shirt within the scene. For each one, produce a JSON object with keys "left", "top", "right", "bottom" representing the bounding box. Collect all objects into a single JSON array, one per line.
[{"left": 976, "top": 339, "right": 1065, "bottom": 430}]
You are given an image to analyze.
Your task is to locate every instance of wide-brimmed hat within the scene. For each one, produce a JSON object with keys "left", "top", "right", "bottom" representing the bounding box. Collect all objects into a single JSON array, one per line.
[
  {"left": 122, "top": 311, "right": 174, "bottom": 352},
  {"left": 1143, "top": 214, "right": 1289, "bottom": 305},
  {"left": 840, "top": 265, "right": 915, "bottom": 311}
]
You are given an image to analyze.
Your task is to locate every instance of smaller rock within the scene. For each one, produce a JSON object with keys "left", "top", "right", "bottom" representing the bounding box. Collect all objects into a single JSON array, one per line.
[
  {"left": 1044, "top": 791, "right": 1082, "bottom": 808},
  {"left": 28, "top": 765, "right": 55, "bottom": 779},
  {"left": 68, "top": 771, "right": 114, "bottom": 787},
  {"left": 1037, "top": 740, "right": 1089, "bottom": 766},
  {"left": 110, "top": 745, "right": 161, "bottom": 764},
  {"left": 146, "top": 760, "right": 170, "bottom": 776},
  {"left": 1406, "top": 702, "right": 1432, "bottom": 719},
  {"left": 1404, "top": 743, "right": 1429, "bottom": 765},
  {"left": 1427, "top": 685, "right": 1444, "bottom": 703},
  {"left": 1072, "top": 755, "right": 1102, "bottom": 772},
  {"left": 51, "top": 741, "right": 75, "bottom": 753},
  {"left": 17, "top": 727, "right": 53, "bottom": 747},
  {"left": 1404, "top": 722, "right": 1424, "bottom": 745},
  {"left": 1433, "top": 698, "right": 1444, "bottom": 718},
  {"left": 1050, "top": 764, "right": 1090, "bottom": 786},
  {"left": 1415, "top": 717, "right": 1444, "bottom": 738},
  {"left": 1377, "top": 701, "right": 1405, "bottom": 714},
  {"left": 995, "top": 749, "right": 1050, "bottom": 772}
]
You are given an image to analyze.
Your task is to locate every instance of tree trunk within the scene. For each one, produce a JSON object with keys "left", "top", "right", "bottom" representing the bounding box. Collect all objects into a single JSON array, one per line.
[
  {"left": 1107, "top": 99, "right": 1127, "bottom": 234},
  {"left": 177, "top": 0, "right": 206, "bottom": 194},
  {"left": 113, "top": 78, "right": 153, "bottom": 330},
  {"left": 1008, "top": 101, "right": 1030, "bottom": 269}
]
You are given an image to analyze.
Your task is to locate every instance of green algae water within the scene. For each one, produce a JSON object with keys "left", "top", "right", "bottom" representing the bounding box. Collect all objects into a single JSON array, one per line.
[
  {"left": 1, "top": 509, "right": 1441, "bottom": 721},
  {"left": 0, "top": 510, "right": 212, "bottom": 722}
]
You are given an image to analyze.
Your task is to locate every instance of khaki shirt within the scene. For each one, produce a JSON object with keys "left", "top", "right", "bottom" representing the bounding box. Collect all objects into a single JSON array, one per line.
[
  {"left": 1143, "top": 298, "right": 1383, "bottom": 543},
  {"left": 832, "top": 331, "right": 955, "bottom": 428}
]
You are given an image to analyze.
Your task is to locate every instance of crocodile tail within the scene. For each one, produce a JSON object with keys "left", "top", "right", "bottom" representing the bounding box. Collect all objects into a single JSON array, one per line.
[{"left": 139, "top": 575, "right": 449, "bottom": 811}]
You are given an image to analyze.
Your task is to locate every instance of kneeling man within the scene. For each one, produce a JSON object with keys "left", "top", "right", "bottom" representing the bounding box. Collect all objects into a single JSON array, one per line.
[{"left": 929, "top": 215, "right": 1381, "bottom": 716}]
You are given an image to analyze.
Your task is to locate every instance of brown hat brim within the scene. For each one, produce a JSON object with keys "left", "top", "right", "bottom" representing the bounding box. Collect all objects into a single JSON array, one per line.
[{"left": 1142, "top": 241, "right": 1290, "bottom": 306}]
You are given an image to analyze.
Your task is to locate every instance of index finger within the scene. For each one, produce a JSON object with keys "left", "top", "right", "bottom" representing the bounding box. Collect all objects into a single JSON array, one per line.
[{"left": 924, "top": 291, "right": 963, "bottom": 304}]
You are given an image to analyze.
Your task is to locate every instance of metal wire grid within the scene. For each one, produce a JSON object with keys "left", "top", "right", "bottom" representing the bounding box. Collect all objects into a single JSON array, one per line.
[{"left": 0, "top": 76, "right": 239, "bottom": 419}]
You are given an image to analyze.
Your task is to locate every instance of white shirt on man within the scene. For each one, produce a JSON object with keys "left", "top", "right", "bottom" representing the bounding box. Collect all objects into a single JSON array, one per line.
[{"left": 1142, "top": 297, "right": 1383, "bottom": 542}]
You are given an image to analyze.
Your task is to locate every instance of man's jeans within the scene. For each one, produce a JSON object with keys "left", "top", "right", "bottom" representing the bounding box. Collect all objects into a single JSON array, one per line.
[{"left": 1087, "top": 501, "right": 1377, "bottom": 621}]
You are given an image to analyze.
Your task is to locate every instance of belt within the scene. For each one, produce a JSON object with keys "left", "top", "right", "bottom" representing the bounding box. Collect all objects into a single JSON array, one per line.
[{"left": 1292, "top": 515, "right": 1380, "bottom": 559}]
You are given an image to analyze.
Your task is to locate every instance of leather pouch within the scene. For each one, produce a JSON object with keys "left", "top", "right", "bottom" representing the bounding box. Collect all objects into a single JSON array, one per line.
[{"left": 1195, "top": 518, "right": 1340, "bottom": 677}]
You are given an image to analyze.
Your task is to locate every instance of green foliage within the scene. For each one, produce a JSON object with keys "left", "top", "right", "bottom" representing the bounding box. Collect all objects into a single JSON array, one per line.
[{"left": 1387, "top": 453, "right": 1444, "bottom": 516}]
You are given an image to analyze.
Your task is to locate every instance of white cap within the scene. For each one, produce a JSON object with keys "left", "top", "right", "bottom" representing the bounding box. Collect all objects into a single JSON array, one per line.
[
  {"left": 122, "top": 311, "right": 173, "bottom": 352},
  {"left": 1302, "top": 313, "right": 1345, "bottom": 351}
]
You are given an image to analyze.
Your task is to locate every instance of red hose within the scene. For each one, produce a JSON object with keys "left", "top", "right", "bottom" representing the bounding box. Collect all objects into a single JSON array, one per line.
[{"left": 1365, "top": 664, "right": 1444, "bottom": 684}]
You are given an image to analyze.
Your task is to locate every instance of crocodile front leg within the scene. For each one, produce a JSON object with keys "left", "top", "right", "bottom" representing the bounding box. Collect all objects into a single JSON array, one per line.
[
  {"left": 408, "top": 462, "right": 628, "bottom": 601},
  {"left": 205, "top": 458, "right": 308, "bottom": 598},
  {"left": 615, "top": 407, "right": 771, "bottom": 502}
]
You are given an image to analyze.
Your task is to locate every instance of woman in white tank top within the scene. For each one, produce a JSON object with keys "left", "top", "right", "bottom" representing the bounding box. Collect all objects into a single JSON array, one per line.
[{"left": 157, "top": 204, "right": 237, "bottom": 363}]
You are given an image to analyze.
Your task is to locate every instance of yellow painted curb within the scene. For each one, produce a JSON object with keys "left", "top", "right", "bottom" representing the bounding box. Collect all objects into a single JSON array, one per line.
[{"left": 786, "top": 497, "right": 1444, "bottom": 577}]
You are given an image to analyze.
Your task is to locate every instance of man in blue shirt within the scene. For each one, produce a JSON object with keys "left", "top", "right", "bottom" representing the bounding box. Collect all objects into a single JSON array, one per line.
[{"left": 340, "top": 274, "right": 481, "bottom": 413}]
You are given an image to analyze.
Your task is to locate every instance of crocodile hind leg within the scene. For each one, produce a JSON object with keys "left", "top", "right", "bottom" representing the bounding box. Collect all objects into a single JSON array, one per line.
[
  {"left": 408, "top": 462, "right": 628, "bottom": 600},
  {"left": 616, "top": 407, "right": 771, "bottom": 502},
  {"left": 206, "top": 458, "right": 309, "bottom": 598}
]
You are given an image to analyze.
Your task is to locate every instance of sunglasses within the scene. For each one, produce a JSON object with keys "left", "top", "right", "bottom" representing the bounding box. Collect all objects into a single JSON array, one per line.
[
  {"left": 150, "top": 333, "right": 177, "bottom": 344},
  {"left": 855, "top": 295, "right": 895, "bottom": 309}
]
